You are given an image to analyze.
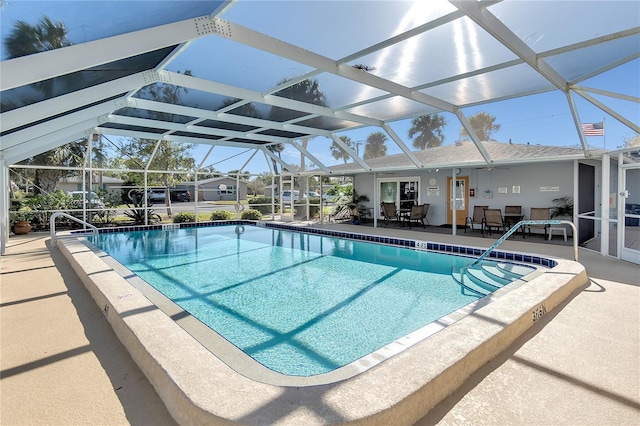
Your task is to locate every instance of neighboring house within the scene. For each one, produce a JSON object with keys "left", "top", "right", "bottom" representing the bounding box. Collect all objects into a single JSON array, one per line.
[
  {"left": 330, "top": 141, "right": 609, "bottom": 246},
  {"left": 183, "top": 177, "right": 248, "bottom": 202},
  {"left": 58, "top": 176, "right": 124, "bottom": 198}
]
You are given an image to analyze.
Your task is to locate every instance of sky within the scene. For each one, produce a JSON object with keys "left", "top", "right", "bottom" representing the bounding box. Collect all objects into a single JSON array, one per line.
[{"left": 1, "top": 0, "right": 638, "bottom": 175}]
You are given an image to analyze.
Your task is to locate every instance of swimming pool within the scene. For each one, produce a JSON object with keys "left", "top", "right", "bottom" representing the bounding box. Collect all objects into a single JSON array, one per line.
[
  {"left": 58, "top": 222, "right": 588, "bottom": 425},
  {"left": 89, "top": 223, "right": 537, "bottom": 379}
]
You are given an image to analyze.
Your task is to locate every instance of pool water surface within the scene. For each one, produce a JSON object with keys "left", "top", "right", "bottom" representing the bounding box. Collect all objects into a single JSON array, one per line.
[{"left": 92, "top": 225, "right": 493, "bottom": 376}]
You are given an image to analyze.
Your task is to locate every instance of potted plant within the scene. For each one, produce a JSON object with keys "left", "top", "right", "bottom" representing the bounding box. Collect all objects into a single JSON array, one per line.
[
  {"left": 551, "top": 196, "right": 574, "bottom": 219},
  {"left": 11, "top": 206, "right": 34, "bottom": 235}
]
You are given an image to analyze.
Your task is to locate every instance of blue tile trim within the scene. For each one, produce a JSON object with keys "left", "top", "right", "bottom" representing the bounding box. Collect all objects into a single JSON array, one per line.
[{"left": 79, "top": 221, "right": 557, "bottom": 268}]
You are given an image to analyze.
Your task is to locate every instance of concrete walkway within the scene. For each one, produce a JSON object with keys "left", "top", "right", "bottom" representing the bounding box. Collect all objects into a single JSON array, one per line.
[
  {"left": 1, "top": 233, "right": 176, "bottom": 426},
  {"left": 1, "top": 230, "right": 638, "bottom": 425}
]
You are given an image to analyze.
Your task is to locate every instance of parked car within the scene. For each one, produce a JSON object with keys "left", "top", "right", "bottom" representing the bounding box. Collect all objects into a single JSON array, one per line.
[
  {"left": 322, "top": 191, "right": 336, "bottom": 202},
  {"left": 170, "top": 189, "right": 191, "bottom": 202},
  {"left": 306, "top": 191, "right": 321, "bottom": 198},
  {"left": 281, "top": 190, "right": 300, "bottom": 202},
  {"left": 147, "top": 189, "right": 166, "bottom": 203},
  {"left": 67, "top": 191, "right": 105, "bottom": 210}
]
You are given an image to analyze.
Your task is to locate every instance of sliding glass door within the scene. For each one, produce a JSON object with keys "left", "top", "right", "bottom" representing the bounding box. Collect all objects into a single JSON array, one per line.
[{"left": 378, "top": 177, "right": 421, "bottom": 208}]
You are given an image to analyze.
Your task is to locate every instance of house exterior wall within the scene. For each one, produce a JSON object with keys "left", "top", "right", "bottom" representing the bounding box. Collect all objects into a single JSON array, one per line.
[
  {"left": 197, "top": 178, "right": 248, "bottom": 201},
  {"left": 58, "top": 180, "right": 123, "bottom": 199},
  {"left": 353, "top": 161, "right": 583, "bottom": 226}
]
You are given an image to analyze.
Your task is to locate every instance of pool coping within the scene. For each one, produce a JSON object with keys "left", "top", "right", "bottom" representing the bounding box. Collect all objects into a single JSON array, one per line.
[{"left": 57, "top": 222, "right": 588, "bottom": 425}]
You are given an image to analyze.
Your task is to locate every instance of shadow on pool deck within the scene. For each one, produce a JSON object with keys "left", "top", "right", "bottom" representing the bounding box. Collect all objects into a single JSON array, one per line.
[{"left": 1, "top": 227, "right": 638, "bottom": 425}]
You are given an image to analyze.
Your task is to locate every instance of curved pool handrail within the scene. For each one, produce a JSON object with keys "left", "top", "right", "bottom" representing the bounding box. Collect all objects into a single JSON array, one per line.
[
  {"left": 50, "top": 212, "right": 99, "bottom": 246},
  {"left": 472, "top": 219, "right": 578, "bottom": 267}
]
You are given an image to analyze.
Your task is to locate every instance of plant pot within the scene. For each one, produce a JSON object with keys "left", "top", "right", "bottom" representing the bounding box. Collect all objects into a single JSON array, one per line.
[{"left": 12, "top": 221, "right": 32, "bottom": 235}]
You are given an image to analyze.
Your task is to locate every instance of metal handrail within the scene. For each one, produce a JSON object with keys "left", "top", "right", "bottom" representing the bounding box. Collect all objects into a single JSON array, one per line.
[
  {"left": 50, "top": 212, "right": 99, "bottom": 246},
  {"left": 458, "top": 220, "right": 578, "bottom": 288},
  {"left": 472, "top": 220, "right": 578, "bottom": 266}
]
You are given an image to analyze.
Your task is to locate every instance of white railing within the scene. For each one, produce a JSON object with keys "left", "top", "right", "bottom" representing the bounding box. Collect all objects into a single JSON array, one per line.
[
  {"left": 50, "top": 212, "right": 98, "bottom": 247},
  {"left": 458, "top": 220, "right": 578, "bottom": 289}
]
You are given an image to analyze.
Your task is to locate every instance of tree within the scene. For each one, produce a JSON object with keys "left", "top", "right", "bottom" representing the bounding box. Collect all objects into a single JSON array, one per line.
[
  {"left": 269, "top": 78, "right": 327, "bottom": 181},
  {"left": 229, "top": 170, "right": 251, "bottom": 181},
  {"left": 364, "top": 132, "right": 388, "bottom": 159},
  {"left": 266, "top": 143, "right": 286, "bottom": 175},
  {"left": 6, "top": 16, "right": 80, "bottom": 193},
  {"left": 30, "top": 140, "right": 85, "bottom": 193},
  {"left": 198, "top": 165, "right": 223, "bottom": 180},
  {"left": 408, "top": 114, "right": 447, "bottom": 149},
  {"left": 330, "top": 136, "right": 356, "bottom": 163},
  {"left": 618, "top": 134, "right": 640, "bottom": 149},
  {"left": 247, "top": 176, "right": 267, "bottom": 196},
  {"left": 459, "top": 112, "right": 501, "bottom": 141},
  {"left": 4, "top": 16, "right": 71, "bottom": 58}
]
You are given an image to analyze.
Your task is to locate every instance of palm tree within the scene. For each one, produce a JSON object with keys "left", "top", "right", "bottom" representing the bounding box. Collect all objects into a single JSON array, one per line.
[
  {"left": 330, "top": 136, "right": 355, "bottom": 163},
  {"left": 7, "top": 16, "right": 79, "bottom": 193},
  {"left": 408, "top": 114, "right": 447, "bottom": 149},
  {"left": 269, "top": 78, "right": 327, "bottom": 197},
  {"left": 269, "top": 78, "right": 327, "bottom": 171},
  {"left": 364, "top": 132, "right": 388, "bottom": 159},
  {"left": 4, "top": 16, "right": 72, "bottom": 58},
  {"left": 459, "top": 112, "right": 501, "bottom": 141}
]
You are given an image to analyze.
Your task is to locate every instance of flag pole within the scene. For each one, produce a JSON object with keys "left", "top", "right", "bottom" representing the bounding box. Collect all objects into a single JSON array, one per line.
[{"left": 603, "top": 116, "right": 606, "bottom": 150}]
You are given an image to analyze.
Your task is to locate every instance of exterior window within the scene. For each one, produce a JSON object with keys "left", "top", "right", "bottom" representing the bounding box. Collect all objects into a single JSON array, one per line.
[{"left": 219, "top": 186, "right": 235, "bottom": 195}]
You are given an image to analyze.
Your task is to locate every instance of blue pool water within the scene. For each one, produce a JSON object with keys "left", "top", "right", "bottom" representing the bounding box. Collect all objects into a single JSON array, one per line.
[{"left": 90, "top": 225, "right": 482, "bottom": 376}]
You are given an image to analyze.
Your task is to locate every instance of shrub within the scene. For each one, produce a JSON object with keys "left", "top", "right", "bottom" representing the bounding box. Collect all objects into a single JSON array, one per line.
[
  {"left": 241, "top": 209, "right": 262, "bottom": 220},
  {"left": 172, "top": 212, "right": 196, "bottom": 223},
  {"left": 210, "top": 210, "right": 233, "bottom": 221},
  {"left": 249, "top": 196, "right": 278, "bottom": 214}
]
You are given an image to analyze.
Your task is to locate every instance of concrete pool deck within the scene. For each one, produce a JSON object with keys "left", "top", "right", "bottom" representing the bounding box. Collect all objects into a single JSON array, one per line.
[{"left": 1, "top": 227, "right": 638, "bottom": 425}]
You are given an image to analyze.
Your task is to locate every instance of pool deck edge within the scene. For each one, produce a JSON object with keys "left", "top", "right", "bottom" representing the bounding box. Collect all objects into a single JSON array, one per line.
[{"left": 55, "top": 232, "right": 588, "bottom": 426}]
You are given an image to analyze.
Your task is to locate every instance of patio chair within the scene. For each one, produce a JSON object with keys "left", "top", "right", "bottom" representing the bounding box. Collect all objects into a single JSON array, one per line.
[
  {"left": 526, "top": 207, "right": 551, "bottom": 239},
  {"left": 421, "top": 203, "right": 430, "bottom": 226},
  {"left": 380, "top": 202, "right": 399, "bottom": 226},
  {"left": 505, "top": 205, "right": 522, "bottom": 214},
  {"left": 329, "top": 205, "right": 351, "bottom": 223},
  {"left": 465, "top": 205, "right": 488, "bottom": 233},
  {"left": 406, "top": 204, "right": 425, "bottom": 229},
  {"left": 483, "top": 208, "right": 507, "bottom": 237}
]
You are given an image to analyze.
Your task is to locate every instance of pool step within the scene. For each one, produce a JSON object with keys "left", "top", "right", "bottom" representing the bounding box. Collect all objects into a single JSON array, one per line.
[
  {"left": 452, "top": 262, "right": 531, "bottom": 297},
  {"left": 451, "top": 271, "right": 492, "bottom": 296},
  {"left": 494, "top": 262, "right": 535, "bottom": 278}
]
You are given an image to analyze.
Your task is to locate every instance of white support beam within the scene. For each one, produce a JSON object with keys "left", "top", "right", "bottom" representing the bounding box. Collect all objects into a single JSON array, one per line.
[
  {"left": 381, "top": 123, "right": 424, "bottom": 169},
  {"left": 572, "top": 86, "right": 640, "bottom": 103},
  {"left": 209, "top": 19, "right": 457, "bottom": 113},
  {"left": 260, "top": 147, "right": 298, "bottom": 175},
  {"left": 108, "top": 115, "right": 292, "bottom": 145},
  {"left": 566, "top": 92, "right": 591, "bottom": 157},
  {"left": 453, "top": 109, "right": 493, "bottom": 164},
  {"left": 95, "top": 127, "right": 267, "bottom": 150},
  {"left": 0, "top": 72, "right": 148, "bottom": 132},
  {"left": 146, "top": 140, "right": 162, "bottom": 170},
  {"left": 2, "top": 104, "right": 110, "bottom": 150},
  {"left": 4, "top": 129, "right": 89, "bottom": 165},
  {"left": 0, "top": 13, "right": 229, "bottom": 91},
  {"left": 573, "top": 90, "right": 640, "bottom": 134},
  {"left": 0, "top": 156, "right": 8, "bottom": 255},
  {"left": 161, "top": 70, "right": 383, "bottom": 127},
  {"left": 329, "top": 134, "right": 371, "bottom": 171},
  {"left": 451, "top": 1, "right": 569, "bottom": 92},
  {"left": 288, "top": 140, "right": 331, "bottom": 174}
]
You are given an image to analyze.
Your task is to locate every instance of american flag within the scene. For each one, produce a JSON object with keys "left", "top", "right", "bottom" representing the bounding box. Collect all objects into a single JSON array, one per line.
[{"left": 581, "top": 122, "right": 604, "bottom": 136}]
